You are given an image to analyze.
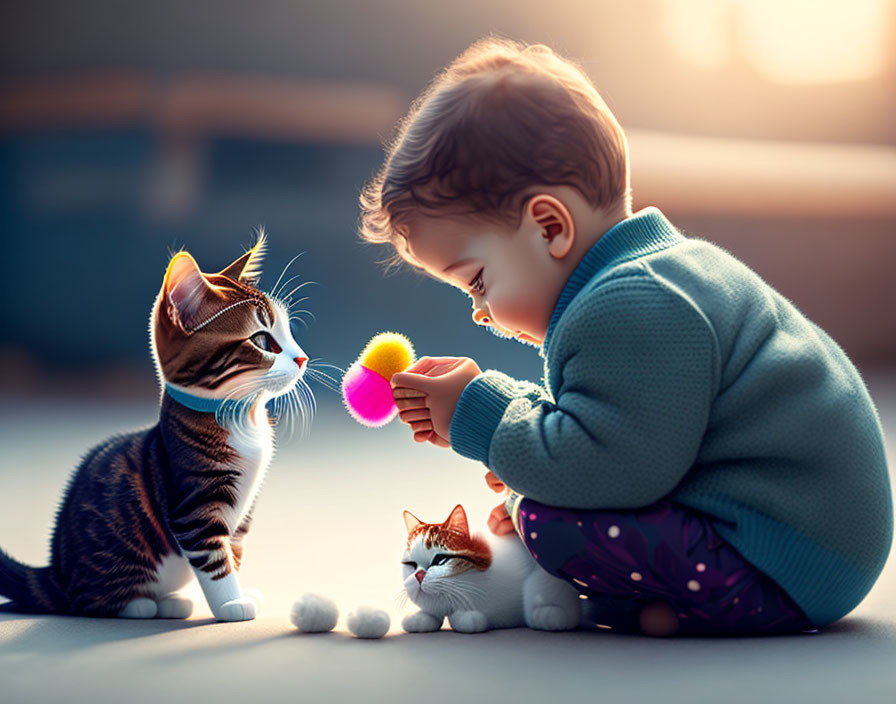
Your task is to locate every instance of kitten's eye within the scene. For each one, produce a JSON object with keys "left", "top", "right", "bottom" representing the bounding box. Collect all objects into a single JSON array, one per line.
[
  {"left": 431, "top": 554, "right": 452, "bottom": 567},
  {"left": 402, "top": 561, "right": 417, "bottom": 569},
  {"left": 249, "top": 331, "right": 281, "bottom": 354}
]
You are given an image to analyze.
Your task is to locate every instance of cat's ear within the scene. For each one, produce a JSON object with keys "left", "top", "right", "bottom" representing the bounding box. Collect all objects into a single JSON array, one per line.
[
  {"left": 162, "top": 251, "right": 219, "bottom": 333},
  {"left": 403, "top": 510, "right": 423, "bottom": 534},
  {"left": 219, "top": 229, "right": 266, "bottom": 287},
  {"left": 443, "top": 504, "right": 469, "bottom": 536}
]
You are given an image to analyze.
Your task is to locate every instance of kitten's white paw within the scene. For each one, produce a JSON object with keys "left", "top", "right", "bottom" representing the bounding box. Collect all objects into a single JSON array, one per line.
[
  {"left": 347, "top": 607, "right": 390, "bottom": 639},
  {"left": 118, "top": 598, "right": 158, "bottom": 619},
  {"left": 290, "top": 593, "right": 339, "bottom": 633},
  {"left": 449, "top": 610, "right": 489, "bottom": 633},
  {"left": 527, "top": 604, "right": 578, "bottom": 631},
  {"left": 401, "top": 611, "right": 443, "bottom": 633},
  {"left": 216, "top": 596, "right": 259, "bottom": 622},
  {"left": 241, "top": 588, "right": 264, "bottom": 609},
  {"left": 156, "top": 595, "right": 193, "bottom": 619}
]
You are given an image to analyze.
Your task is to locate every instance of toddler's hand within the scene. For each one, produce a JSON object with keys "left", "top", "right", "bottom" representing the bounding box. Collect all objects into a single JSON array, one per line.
[
  {"left": 392, "top": 387, "right": 450, "bottom": 446},
  {"left": 391, "top": 356, "right": 482, "bottom": 445},
  {"left": 487, "top": 503, "right": 514, "bottom": 536},
  {"left": 484, "top": 471, "right": 506, "bottom": 493}
]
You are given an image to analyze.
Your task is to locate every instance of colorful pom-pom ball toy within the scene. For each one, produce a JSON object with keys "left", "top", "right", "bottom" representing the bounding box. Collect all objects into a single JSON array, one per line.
[{"left": 342, "top": 332, "right": 415, "bottom": 427}]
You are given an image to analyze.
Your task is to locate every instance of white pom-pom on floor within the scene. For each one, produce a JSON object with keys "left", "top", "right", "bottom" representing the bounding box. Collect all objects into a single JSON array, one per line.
[
  {"left": 347, "top": 607, "right": 390, "bottom": 639},
  {"left": 290, "top": 593, "right": 339, "bottom": 633}
]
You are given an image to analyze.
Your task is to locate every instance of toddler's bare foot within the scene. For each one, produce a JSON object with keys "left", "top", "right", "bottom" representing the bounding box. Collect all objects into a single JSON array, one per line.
[{"left": 639, "top": 601, "right": 679, "bottom": 637}]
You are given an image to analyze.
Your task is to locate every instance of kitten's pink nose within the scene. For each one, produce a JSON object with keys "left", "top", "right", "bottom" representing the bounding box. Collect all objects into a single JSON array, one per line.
[
  {"left": 294, "top": 356, "right": 308, "bottom": 368},
  {"left": 415, "top": 569, "right": 426, "bottom": 584}
]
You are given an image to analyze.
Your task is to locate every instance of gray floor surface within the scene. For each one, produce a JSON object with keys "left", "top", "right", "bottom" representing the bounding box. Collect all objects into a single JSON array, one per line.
[{"left": 1, "top": 372, "right": 894, "bottom": 704}]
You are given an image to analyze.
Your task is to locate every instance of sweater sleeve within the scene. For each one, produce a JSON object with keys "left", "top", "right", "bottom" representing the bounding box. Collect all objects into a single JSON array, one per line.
[{"left": 449, "top": 274, "right": 718, "bottom": 509}]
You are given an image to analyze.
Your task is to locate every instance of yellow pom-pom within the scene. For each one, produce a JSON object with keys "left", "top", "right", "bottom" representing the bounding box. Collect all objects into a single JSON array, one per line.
[{"left": 359, "top": 332, "right": 415, "bottom": 380}]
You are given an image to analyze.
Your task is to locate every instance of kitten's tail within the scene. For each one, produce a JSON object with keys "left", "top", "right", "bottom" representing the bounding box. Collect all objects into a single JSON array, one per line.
[{"left": 0, "top": 547, "right": 55, "bottom": 613}]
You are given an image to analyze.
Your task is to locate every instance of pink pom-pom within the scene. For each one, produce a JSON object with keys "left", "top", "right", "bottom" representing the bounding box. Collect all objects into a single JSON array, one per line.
[{"left": 342, "top": 361, "right": 398, "bottom": 427}]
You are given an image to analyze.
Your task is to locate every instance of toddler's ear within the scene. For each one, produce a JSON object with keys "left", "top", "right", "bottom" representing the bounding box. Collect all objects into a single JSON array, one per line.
[{"left": 528, "top": 194, "right": 575, "bottom": 259}]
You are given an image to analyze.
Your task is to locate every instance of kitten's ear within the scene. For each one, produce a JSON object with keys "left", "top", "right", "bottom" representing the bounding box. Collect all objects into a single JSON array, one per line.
[
  {"left": 403, "top": 510, "right": 423, "bottom": 534},
  {"left": 162, "top": 251, "right": 217, "bottom": 333},
  {"left": 444, "top": 504, "right": 469, "bottom": 536},
  {"left": 219, "top": 229, "right": 266, "bottom": 287}
]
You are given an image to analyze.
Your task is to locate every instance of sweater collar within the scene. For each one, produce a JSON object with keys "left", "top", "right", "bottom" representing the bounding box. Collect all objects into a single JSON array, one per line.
[{"left": 542, "top": 207, "right": 685, "bottom": 353}]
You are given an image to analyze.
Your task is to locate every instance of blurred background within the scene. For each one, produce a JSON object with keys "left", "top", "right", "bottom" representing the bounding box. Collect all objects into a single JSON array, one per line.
[{"left": 1, "top": 0, "right": 895, "bottom": 630}]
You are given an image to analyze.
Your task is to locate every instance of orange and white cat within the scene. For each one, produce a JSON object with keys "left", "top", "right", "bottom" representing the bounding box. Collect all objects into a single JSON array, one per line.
[{"left": 401, "top": 505, "right": 582, "bottom": 633}]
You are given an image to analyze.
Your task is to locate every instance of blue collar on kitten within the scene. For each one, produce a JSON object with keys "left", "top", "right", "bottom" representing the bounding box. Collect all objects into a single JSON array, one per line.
[{"left": 164, "top": 383, "right": 250, "bottom": 415}]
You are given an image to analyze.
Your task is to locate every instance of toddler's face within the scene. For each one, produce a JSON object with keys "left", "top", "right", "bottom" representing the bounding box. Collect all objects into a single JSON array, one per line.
[{"left": 403, "top": 213, "right": 568, "bottom": 345}]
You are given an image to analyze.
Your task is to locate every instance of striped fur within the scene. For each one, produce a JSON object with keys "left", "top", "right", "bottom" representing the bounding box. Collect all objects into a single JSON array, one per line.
[{"left": 0, "top": 236, "right": 309, "bottom": 618}]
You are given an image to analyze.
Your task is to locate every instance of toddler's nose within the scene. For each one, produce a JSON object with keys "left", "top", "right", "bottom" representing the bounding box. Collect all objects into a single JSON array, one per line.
[
  {"left": 415, "top": 569, "right": 426, "bottom": 584},
  {"left": 294, "top": 356, "right": 308, "bottom": 368}
]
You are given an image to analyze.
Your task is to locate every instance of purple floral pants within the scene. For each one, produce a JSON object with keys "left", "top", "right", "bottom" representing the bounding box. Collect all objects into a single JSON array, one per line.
[{"left": 511, "top": 497, "right": 815, "bottom": 635}]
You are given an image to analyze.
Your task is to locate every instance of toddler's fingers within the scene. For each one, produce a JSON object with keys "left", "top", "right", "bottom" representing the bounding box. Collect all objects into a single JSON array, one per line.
[
  {"left": 493, "top": 517, "right": 515, "bottom": 536},
  {"left": 399, "top": 408, "right": 430, "bottom": 423},
  {"left": 395, "top": 397, "right": 427, "bottom": 412},
  {"left": 393, "top": 386, "right": 426, "bottom": 400},
  {"left": 428, "top": 433, "right": 451, "bottom": 448},
  {"left": 405, "top": 356, "right": 462, "bottom": 375},
  {"left": 487, "top": 504, "right": 514, "bottom": 535},
  {"left": 410, "top": 420, "right": 433, "bottom": 434},
  {"left": 413, "top": 430, "right": 433, "bottom": 443},
  {"left": 484, "top": 471, "right": 506, "bottom": 493}
]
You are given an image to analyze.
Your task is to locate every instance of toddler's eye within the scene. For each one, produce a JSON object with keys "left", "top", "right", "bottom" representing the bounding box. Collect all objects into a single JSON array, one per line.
[
  {"left": 468, "top": 269, "right": 485, "bottom": 295},
  {"left": 250, "top": 331, "right": 281, "bottom": 353}
]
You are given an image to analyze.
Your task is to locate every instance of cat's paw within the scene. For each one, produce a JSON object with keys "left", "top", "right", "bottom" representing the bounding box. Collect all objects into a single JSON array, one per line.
[
  {"left": 448, "top": 610, "right": 489, "bottom": 633},
  {"left": 118, "top": 598, "right": 158, "bottom": 619},
  {"left": 401, "top": 611, "right": 443, "bottom": 633},
  {"left": 241, "top": 588, "right": 264, "bottom": 609},
  {"left": 216, "top": 595, "right": 260, "bottom": 622},
  {"left": 526, "top": 604, "right": 579, "bottom": 631},
  {"left": 156, "top": 595, "right": 193, "bottom": 619}
]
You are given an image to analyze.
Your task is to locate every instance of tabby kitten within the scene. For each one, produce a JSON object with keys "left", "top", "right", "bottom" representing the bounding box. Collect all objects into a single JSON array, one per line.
[
  {"left": 401, "top": 505, "right": 583, "bottom": 633},
  {"left": 0, "top": 234, "right": 310, "bottom": 621}
]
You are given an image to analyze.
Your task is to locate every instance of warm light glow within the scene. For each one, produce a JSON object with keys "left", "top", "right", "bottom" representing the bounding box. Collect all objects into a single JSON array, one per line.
[
  {"left": 663, "top": 0, "right": 889, "bottom": 83},
  {"left": 739, "top": 0, "right": 888, "bottom": 83},
  {"left": 662, "top": 0, "right": 733, "bottom": 71}
]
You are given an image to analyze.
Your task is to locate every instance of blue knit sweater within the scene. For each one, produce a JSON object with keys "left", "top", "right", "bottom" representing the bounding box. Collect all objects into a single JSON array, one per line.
[{"left": 449, "top": 207, "right": 892, "bottom": 626}]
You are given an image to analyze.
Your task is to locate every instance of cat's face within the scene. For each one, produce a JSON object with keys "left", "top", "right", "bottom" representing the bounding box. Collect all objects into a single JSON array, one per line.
[
  {"left": 401, "top": 505, "right": 491, "bottom": 614},
  {"left": 150, "top": 234, "right": 307, "bottom": 401}
]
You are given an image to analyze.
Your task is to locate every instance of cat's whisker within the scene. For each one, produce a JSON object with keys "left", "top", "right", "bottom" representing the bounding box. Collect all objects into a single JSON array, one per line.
[
  {"left": 282, "top": 280, "right": 319, "bottom": 302},
  {"left": 296, "top": 378, "right": 316, "bottom": 440},
  {"left": 286, "top": 298, "right": 312, "bottom": 317},
  {"left": 309, "top": 360, "right": 345, "bottom": 375},
  {"left": 393, "top": 589, "right": 412, "bottom": 613},
  {"left": 305, "top": 368, "right": 342, "bottom": 395},
  {"left": 270, "top": 253, "right": 306, "bottom": 299}
]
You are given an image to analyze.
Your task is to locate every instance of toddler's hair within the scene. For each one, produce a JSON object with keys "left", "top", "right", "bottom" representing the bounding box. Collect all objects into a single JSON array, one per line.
[{"left": 359, "top": 37, "right": 630, "bottom": 263}]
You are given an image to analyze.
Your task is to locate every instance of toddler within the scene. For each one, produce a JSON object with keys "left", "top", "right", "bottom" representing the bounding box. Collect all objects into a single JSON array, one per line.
[{"left": 359, "top": 38, "right": 892, "bottom": 635}]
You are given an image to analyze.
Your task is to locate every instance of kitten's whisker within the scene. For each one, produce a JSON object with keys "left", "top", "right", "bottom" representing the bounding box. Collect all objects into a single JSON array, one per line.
[
  {"left": 393, "top": 589, "right": 412, "bottom": 612},
  {"left": 305, "top": 369, "right": 341, "bottom": 394},
  {"left": 282, "top": 280, "right": 319, "bottom": 302},
  {"left": 309, "top": 360, "right": 345, "bottom": 375},
  {"left": 270, "top": 253, "right": 306, "bottom": 299}
]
